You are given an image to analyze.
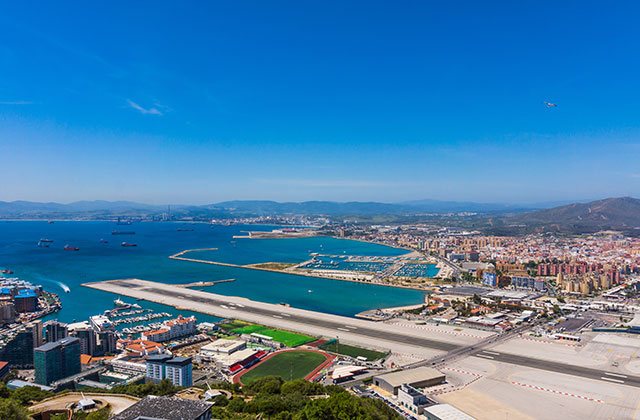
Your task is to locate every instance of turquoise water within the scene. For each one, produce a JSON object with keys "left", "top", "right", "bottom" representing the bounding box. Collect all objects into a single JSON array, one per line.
[{"left": 0, "top": 221, "right": 425, "bottom": 322}]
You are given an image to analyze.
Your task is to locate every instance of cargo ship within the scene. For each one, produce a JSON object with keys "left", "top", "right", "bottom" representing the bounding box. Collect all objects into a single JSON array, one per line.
[
  {"left": 121, "top": 242, "right": 137, "bottom": 247},
  {"left": 100, "top": 238, "right": 109, "bottom": 244},
  {"left": 1, "top": 269, "right": 13, "bottom": 274},
  {"left": 64, "top": 245, "right": 80, "bottom": 251},
  {"left": 39, "top": 238, "right": 54, "bottom": 243},
  {"left": 112, "top": 230, "right": 136, "bottom": 235},
  {"left": 37, "top": 241, "right": 50, "bottom": 248}
]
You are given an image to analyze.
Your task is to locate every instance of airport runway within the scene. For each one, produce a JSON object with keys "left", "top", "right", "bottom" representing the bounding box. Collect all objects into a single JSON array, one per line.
[
  {"left": 473, "top": 349, "right": 640, "bottom": 388},
  {"left": 85, "top": 278, "right": 640, "bottom": 388},
  {"left": 84, "top": 278, "right": 460, "bottom": 353}
]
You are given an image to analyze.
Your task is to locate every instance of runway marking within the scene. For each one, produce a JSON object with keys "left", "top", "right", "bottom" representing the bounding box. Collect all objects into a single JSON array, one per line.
[
  {"left": 511, "top": 381, "right": 605, "bottom": 403},
  {"left": 443, "top": 367, "right": 482, "bottom": 378},
  {"left": 482, "top": 350, "right": 500, "bottom": 356},
  {"left": 272, "top": 315, "right": 283, "bottom": 319},
  {"left": 604, "top": 372, "right": 627, "bottom": 379},
  {"left": 345, "top": 325, "right": 358, "bottom": 329},
  {"left": 395, "top": 322, "right": 487, "bottom": 339},
  {"left": 337, "top": 327, "right": 350, "bottom": 332},
  {"left": 475, "top": 354, "right": 494, "bottom": 360},
  {"left": 519, "top": 336, "right": 581, "bottom": 348},
  {"left": 280, "top": 313, "right": 291, "bottom": 317},
  {"left": 600, "top": 376, "right": 625, "bottom": 384}
]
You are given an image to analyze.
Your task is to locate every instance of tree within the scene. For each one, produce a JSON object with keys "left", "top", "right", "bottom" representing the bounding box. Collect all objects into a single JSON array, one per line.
[
  {"left": 86, "top": 407, "right": 111, "bottom": 420},
  {"left": 296, "top": 389, "right": 400, "bottom": 419},
  {"left": 10, "top": 386, "right": 52, "bottom": 405},
  {"left": 280, "top": 379, "right": 324, "bottom": 396},
  {"left": 0, "top": 383, "right": 11, "bottom": 398},
  {"left": 211, "top": 394, "right": 229, "bottom": 406},
  {"left": 461, "top": 272, "right": 474, "bottom": 282},
  {"left": 111, "top": 379, "right": 179, "bottom": 398},
  {"left": 246, "top": 394, "right": 290, "bottom": 416},
  {"left": 0, "top": 398, "right": 29, "bottom": 420},
  {"left": 227, "top": 397, "right": 247, "bottom": 413},
  {"left": 245, "top": 376, "right": 284, "bottom": 395}
]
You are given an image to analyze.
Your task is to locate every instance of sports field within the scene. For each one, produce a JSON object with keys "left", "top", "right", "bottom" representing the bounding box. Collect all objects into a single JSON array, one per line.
[
  {"left": 318, "top": 340, "right": 387, "bottom": 361},
  {"left": 241, "top": 351, "right": 328, "bottom": 383},
  {"left": 222, "top": 321, "right": 315, "bottom": 347}
]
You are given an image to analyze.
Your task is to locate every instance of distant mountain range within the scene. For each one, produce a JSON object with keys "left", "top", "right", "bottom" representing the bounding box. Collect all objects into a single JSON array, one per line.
[
  {"left": 0, "top": 200, "right": 166, "bottom": 216},
  {"left": 507, "top": 197, "right": 640, "bottom": 234},
  {"left": 0, "top": 198, "right": 534, "bottom": 218},
  {"left": 1, "top": 197, "right": 639, "bottom": 235},
  {"left": 210, "top": 199, "right": 532, "bottom": 215}
]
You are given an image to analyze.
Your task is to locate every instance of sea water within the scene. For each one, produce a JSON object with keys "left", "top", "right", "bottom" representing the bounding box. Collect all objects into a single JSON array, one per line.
[{"left": 0, "top": 221, "right": 426, "bottom": 322}]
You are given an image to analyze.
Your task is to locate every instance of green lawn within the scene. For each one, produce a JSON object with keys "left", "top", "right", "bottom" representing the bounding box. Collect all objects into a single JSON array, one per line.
[
  {"left": 231, "top": 324, "right": 265, "bottom": 335},
  {"left": 241, "top": 351, "right": 327, "bottom": 383},
  {"left": 219, "top": 320, "right": 253, "bottom": 331},
  {"left": 227, "top": 323, "right": 315, "bottom": 347},
  {"left": 318, "top": 341, "right": 387, "bottom": 361}
]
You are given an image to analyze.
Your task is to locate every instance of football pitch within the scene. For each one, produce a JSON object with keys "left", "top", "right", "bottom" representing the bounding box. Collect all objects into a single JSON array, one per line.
[{"left": 241, "top": 351, "right": 328, "bottom": 383}]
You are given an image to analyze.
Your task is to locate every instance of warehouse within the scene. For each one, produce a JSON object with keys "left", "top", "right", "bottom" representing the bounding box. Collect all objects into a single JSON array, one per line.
[
  {"left": 424, "top": 403, "right": 475, "bottom": 420},
  {"left": 373, "top": 366, "right": 445, "bottom": 395}
]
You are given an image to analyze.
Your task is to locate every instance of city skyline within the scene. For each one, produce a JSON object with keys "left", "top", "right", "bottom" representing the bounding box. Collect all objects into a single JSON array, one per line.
[{"left": 2, "top": 2, "right": 640, "bottom": 204}]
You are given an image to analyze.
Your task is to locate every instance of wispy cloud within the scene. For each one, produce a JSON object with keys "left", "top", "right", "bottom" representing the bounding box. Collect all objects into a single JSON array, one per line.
[
  {"left": 126, "top": 99, "right": 164, "bottom": 116},
  {"left": 0, "top": 100, "right": 34, "bottom": 105}
]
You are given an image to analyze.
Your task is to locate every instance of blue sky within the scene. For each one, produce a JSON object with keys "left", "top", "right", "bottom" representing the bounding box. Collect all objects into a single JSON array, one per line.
[{"left": 1, "top": 1, "right": 639, "bottom": 204}]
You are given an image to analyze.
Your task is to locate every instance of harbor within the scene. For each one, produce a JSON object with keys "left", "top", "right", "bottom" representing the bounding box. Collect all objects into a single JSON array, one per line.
[{"left": 170, "top": 247, "right": 444, "bottom": 291}]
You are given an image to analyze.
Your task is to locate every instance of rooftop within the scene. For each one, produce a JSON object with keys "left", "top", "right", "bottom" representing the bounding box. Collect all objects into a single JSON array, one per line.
[
  {"left": 374, "top": 367, "right": 445, "bottom": 388},
  {"left": 112, "top": 395, "right": 212, "bottom": 420},
  {"left": 146, "top": 354, "right": 172, "bottom": 363},
  {"left": 165, "top": 356, "right": 192, "bottom": 366},
  {"left": 35, "top": 337, "right": 80, "bottom": 352},
  {"left": 7, "top": 379, "right": 53, "bottom": 391},
  {"left": 423, "top": 403, "right": 475, "bottom": 420},
  {"left": 201, "top": 338, "right": 245, "bottom": 352}
]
